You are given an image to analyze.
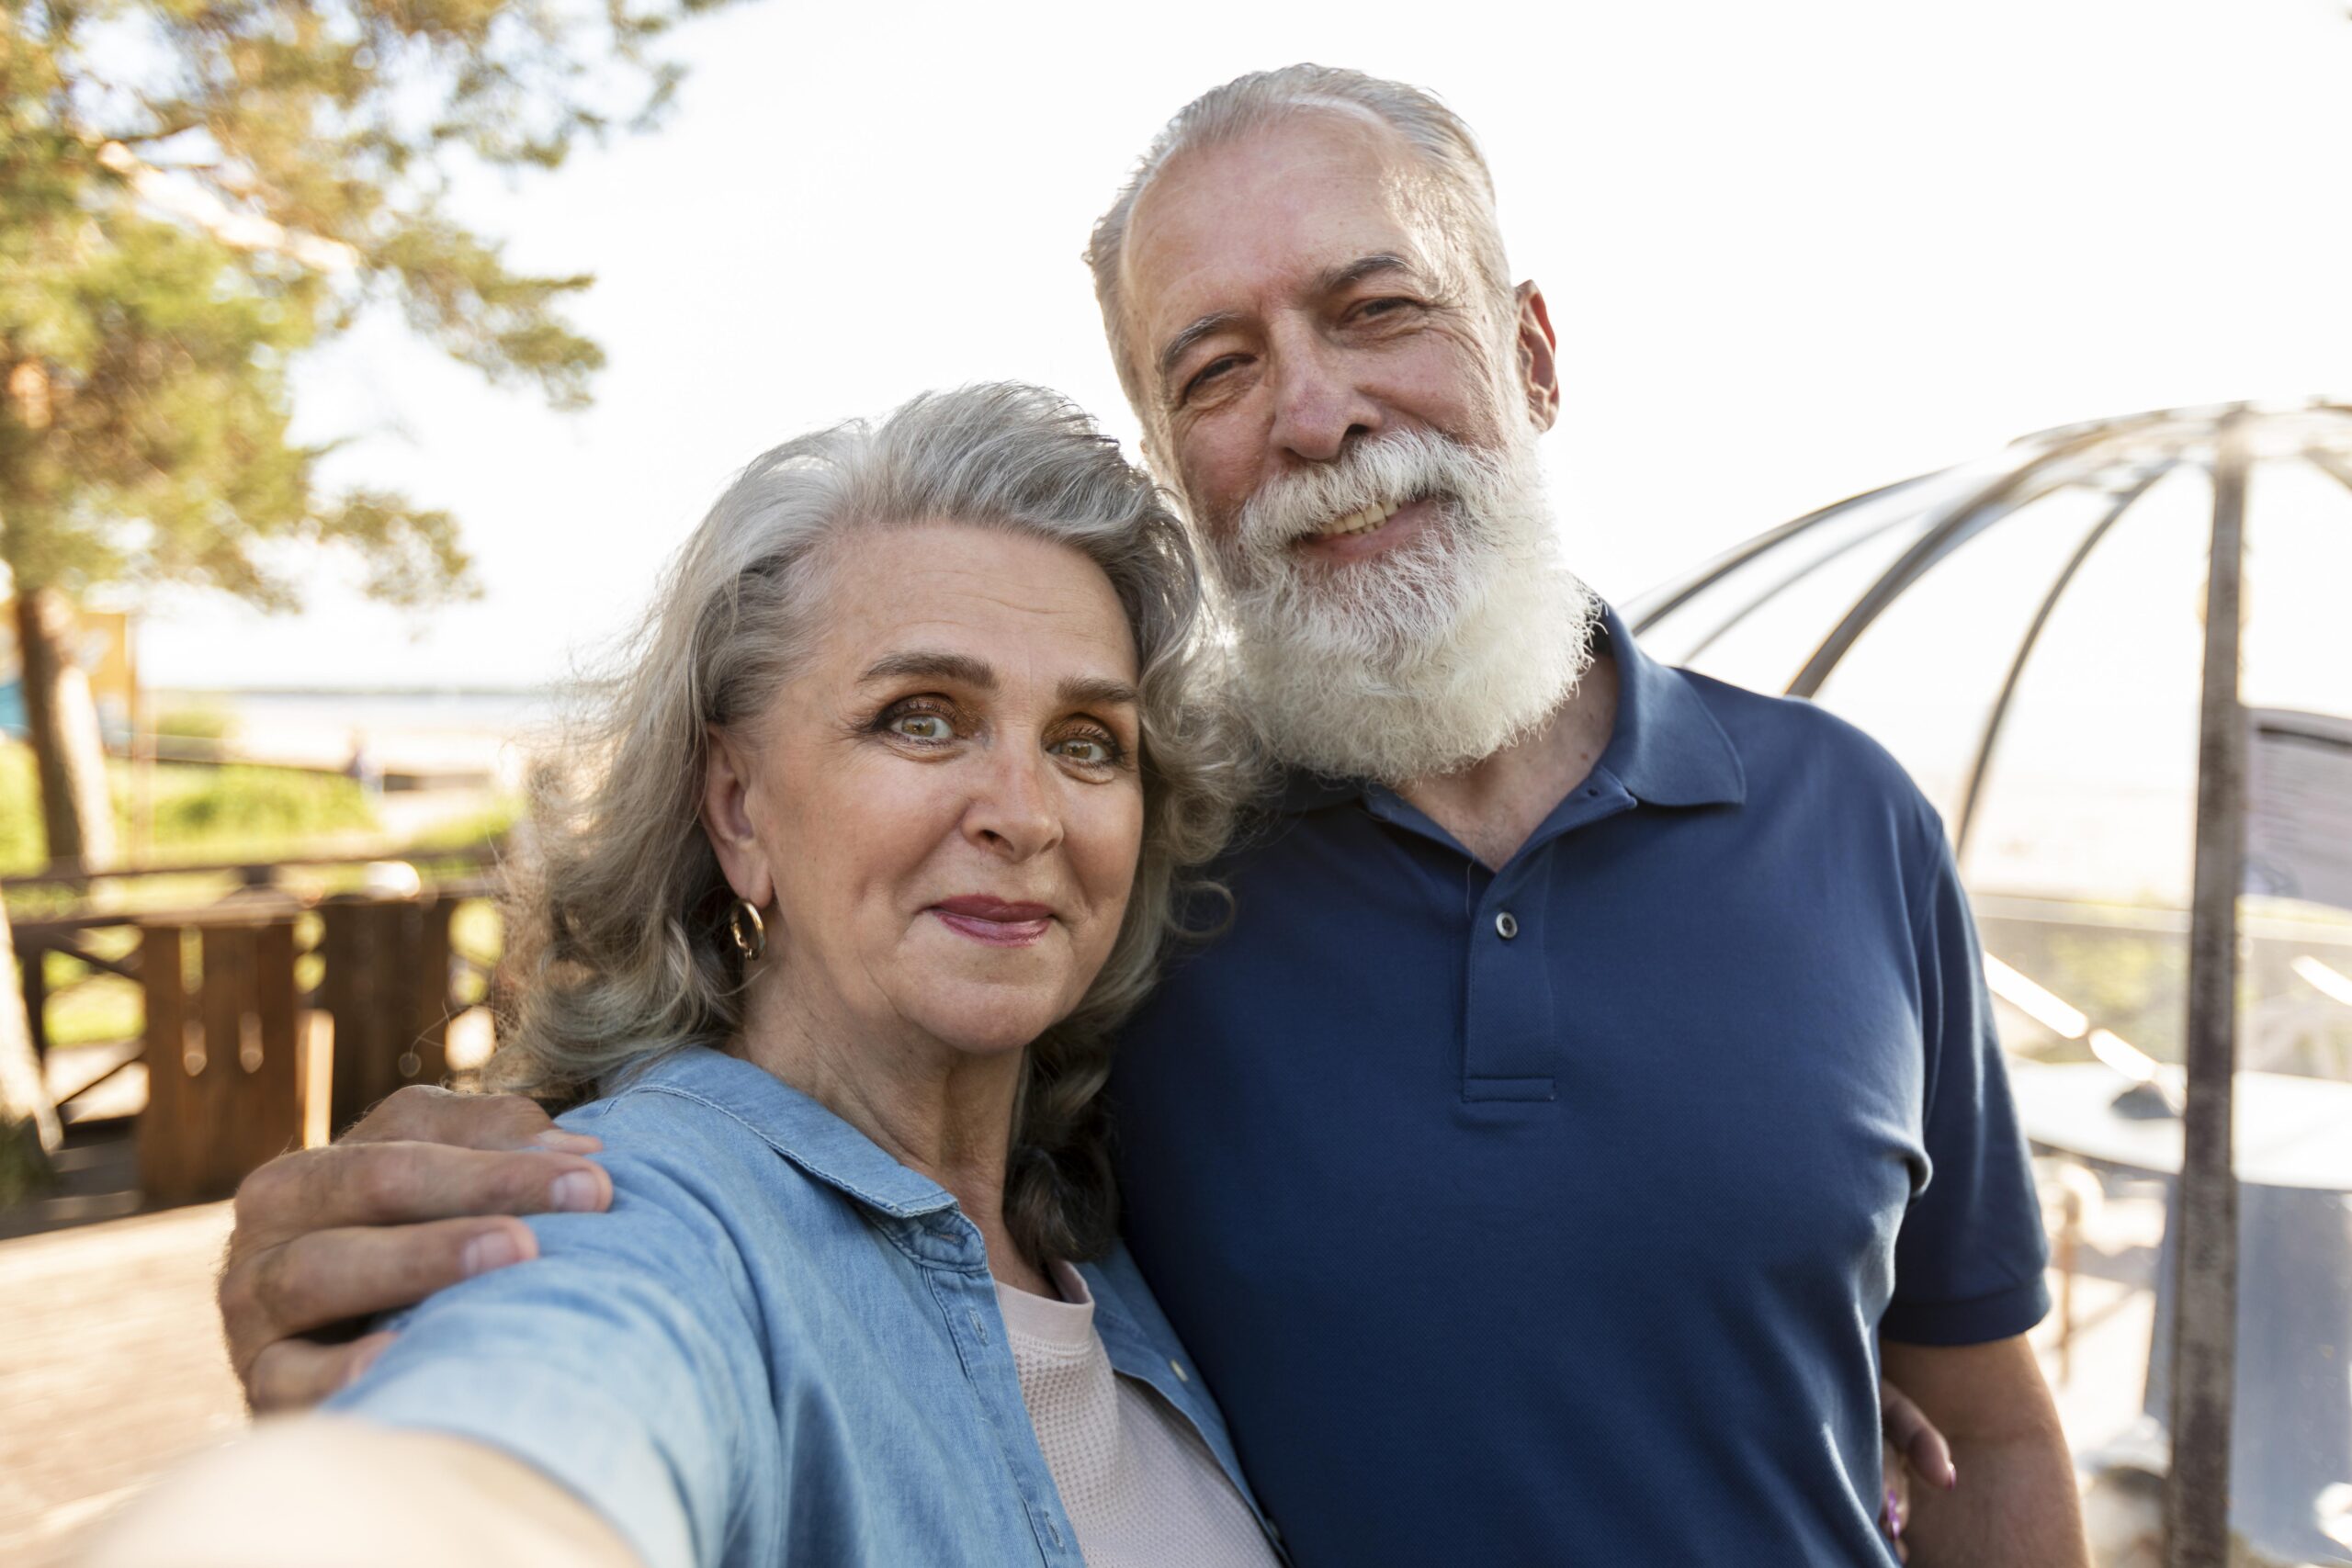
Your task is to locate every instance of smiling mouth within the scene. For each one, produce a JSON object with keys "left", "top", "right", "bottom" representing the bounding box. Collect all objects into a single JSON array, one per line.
[
  {"left": 930, "top": 897, "right": 1054, "bottom": 948},
  {"left": 1317, "top": 501, "right": 1401, "bottom": 543},
  {"left": 1314, "top": 498, "right": 1407, "bottom": 538},
  {"left": 1292, "top": 494, "right": 1437, "bottom": 555}
]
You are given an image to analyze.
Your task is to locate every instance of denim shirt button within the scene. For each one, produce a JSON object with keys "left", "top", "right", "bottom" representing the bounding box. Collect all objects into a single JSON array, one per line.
[{"left": 1169, "top": 1358, "right": 1189, "bottom": 1382}]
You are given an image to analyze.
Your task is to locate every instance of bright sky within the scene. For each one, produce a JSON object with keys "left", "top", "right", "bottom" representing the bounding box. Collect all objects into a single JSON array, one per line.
[{"left": 134, "top": 0, "right": 2352, "bottom": 694}]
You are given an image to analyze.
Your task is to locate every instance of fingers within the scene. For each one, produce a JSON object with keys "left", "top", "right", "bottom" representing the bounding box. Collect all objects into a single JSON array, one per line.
[
  {"left": 220, "top": 1145, "right": 610, "bottom": 1402},
  {"left": 223, "top": 1212, "right": 546, "bottom": 1371},
  {"left": 343, "top": 1085, "right": 601, "bottom": 1155},
  {"left": 245, "top": 1329, "right": 398, "bottom": 1416},
  {"left": 232, "top": 1140, "right": 610, "bottom": 1254},
  {"left": 1880, "top": 1377, "right": 1956, "bottom": 1491}
]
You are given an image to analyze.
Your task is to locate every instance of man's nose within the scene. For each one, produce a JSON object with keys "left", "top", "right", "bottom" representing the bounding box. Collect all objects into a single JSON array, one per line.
[
  {"left": 1266, "top": 329, "right": 1379, "bottom": 464},
  {"left": 963, "top": 743, "right": 1062, "bottom": 861}
]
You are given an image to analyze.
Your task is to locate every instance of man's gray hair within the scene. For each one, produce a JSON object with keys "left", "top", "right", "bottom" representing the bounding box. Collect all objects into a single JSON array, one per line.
[
  {"left": 1085, "top": 63, "right": 1514, "bottom": 418},
  {"left": 492, "top": 382, "right": 1245, "bottom": 1264}
]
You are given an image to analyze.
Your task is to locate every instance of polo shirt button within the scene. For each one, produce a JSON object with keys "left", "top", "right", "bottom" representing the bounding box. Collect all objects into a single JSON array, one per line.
[
  {"left": 1170, "top": 1359, "right": 1190, "bottom": 1382},
  {"left": 1495, "top": 911, "right": 1520, "bottom": 940}
]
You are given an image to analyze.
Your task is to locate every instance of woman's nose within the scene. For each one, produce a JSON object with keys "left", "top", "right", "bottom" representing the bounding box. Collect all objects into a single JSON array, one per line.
[{"left": 963, "top": 746, "right": 1062, "bottom": 860}]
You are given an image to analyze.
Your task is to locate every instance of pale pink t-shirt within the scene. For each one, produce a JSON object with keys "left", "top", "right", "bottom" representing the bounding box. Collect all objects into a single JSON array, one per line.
[{"left": 994, "top": 1264, "right": 1281, "bottom": 1568}]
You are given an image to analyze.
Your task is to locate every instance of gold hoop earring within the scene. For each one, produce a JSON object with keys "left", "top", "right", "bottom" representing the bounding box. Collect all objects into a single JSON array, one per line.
[{"left": 728, "top": 897, "right": 767, "bottom": 963}]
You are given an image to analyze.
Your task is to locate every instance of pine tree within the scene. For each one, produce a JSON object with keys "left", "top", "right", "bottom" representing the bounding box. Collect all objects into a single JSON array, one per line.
[{"left": 0, "top": 0, "right": 728, "bottom": 872}]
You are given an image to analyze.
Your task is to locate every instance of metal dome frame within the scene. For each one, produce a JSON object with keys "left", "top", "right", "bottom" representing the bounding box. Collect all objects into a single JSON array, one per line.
[{"left": 1627, "top": 399, "right": 2352, "bottom": 1567}]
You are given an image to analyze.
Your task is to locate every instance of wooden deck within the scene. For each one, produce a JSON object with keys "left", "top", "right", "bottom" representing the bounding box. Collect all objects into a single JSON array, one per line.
[{"left": 0, "top": 1200, "right": 245, "bottom": 1567}]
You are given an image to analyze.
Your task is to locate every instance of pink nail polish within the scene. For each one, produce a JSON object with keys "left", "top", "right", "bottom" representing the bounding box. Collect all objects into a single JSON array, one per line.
[{"left": 1944, "top": 1461, "right": 1958, "bottom": 1491}]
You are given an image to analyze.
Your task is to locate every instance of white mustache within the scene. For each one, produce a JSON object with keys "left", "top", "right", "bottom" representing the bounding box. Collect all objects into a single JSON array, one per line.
[{"left": 1229, "top": 430, "right": 1510, "bottom": 563}]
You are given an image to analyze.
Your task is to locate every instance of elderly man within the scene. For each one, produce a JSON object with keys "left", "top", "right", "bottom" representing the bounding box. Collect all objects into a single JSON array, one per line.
[{"left": 217, "top": 66, "right": 2085, "bottom": 1566}]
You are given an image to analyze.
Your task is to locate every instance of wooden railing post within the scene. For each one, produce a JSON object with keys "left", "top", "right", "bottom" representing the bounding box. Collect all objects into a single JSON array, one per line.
[
  {"left": 320, "top": 892, "right": 458, "bottom": 1132},
  {"left": 137, "top": 911, "right": 307, "bottom": 1208},
  {"left": 18, "top": 932, "right": 49, "bottom": 1064}
]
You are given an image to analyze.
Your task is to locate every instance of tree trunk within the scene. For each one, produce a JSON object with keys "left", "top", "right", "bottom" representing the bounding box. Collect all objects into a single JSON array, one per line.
[
  {"left": 13, "top": 585, "right": 118, "bottom": 875},
  {"left": 0, "top": 912, "right": 59, "bottom": 1201}
]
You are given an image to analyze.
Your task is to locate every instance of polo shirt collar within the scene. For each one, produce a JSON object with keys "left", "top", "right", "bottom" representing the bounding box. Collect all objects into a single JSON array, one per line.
[
  {"left": 1274, "top": 602, "right": 1746, "bottom": 813},
  {"left": 1591, "top": 602, "right": 1747, "bottom": 808}
]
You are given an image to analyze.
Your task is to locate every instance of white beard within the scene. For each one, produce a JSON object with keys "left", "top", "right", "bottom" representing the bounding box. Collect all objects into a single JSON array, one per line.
[{"left": 1209, "top": 426, "right": 1600, "bottom": 784}]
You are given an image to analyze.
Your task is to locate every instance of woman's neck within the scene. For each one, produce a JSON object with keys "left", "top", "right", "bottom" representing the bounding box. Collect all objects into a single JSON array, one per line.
[{"left": 732, "top": 976, "right": 1056, "bottom": 1297}]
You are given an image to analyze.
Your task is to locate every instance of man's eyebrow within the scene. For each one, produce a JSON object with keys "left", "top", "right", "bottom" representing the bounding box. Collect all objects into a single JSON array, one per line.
[
  {"left": 1058, "top": 674, "right": 1139, "bottom": 711},
  {"left": 1156, "top": 310, "right": 1245, "bottom": 390},
  {"left": 859, "top": 650, "right": 996, "bottom": 690},
  {"left": 1315, "top": 252, "right": 1417, "bottom": 295}
]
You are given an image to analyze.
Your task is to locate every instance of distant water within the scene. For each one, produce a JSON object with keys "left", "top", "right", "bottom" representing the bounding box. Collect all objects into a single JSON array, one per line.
[
  {"left": 175, "top": 688, "right": 560, "bottom": 734},
  {"left": 153, "top": 687, "right": 564, "bottom": 784}
]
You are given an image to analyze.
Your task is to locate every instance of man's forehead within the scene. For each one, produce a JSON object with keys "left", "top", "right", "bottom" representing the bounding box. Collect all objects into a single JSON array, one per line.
[{"left": 1118, "top": 113, "right": 1442, "bottom": 340}]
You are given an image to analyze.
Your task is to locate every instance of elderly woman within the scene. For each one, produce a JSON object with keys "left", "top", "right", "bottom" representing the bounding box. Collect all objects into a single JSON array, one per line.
[{"left": 92, "top": 385, "right": 1280, "bottom": 1568}]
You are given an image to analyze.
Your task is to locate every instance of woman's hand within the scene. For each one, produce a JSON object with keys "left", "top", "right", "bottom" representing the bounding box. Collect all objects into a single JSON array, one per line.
[
  {"left": 216, "top": 1086, "right": 611, "bottom": 1411},
  {"left": 1881, "top": 1375, "right": 1957, "bottom": 1559}
]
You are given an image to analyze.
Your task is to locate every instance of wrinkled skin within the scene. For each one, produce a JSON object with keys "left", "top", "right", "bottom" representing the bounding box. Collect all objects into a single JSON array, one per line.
[{"left": 217, "top": 1085, "right": 609, "bottom": 1413}]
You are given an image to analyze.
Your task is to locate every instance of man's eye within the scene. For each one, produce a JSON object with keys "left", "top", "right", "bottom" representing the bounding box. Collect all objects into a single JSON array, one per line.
[
  {"left": 888, "top": 712, "right": 954, "bottom": 742},
  {"left": 1182, "top": 356, "right": 1241, "bottom": 400}
]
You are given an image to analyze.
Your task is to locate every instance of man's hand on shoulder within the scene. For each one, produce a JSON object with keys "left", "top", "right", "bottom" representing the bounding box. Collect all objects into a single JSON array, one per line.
[{"left": 218, "top": 1086, "right": 614, "bottom": 1413}]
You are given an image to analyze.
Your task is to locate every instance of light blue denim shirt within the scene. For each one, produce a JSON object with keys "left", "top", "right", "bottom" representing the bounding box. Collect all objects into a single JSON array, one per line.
[{"left": 325, "top": 1046, "right": 1275, "bottom": 1568}]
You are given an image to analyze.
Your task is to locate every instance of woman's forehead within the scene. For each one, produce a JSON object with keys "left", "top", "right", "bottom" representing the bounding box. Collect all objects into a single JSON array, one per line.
[{"left": 811, "top": 521, "right": 1139, "bottom": 683}]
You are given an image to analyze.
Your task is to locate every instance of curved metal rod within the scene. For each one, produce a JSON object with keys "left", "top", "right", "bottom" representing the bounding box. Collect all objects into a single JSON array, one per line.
[
  {"left": 2305, "top": 446, "right": 2352, "bottom": 498},
  {"left": 1624, "top": 470, "right": 1948, "bottom": 637},
  {"left": 1680, "top": 506, "right": 1921, "bottom": 664},
  {"left": 1951, "top": 459, "right": 2179, "bottom": 863},
  {"left": 1785, "top": 411, "right": 2188, "bottom": 699}
]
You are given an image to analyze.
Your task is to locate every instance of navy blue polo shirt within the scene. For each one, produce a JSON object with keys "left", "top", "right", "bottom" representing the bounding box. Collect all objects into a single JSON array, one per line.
[{"left": 1109, "top": 606, "right": 2050, "bottom": 1566}]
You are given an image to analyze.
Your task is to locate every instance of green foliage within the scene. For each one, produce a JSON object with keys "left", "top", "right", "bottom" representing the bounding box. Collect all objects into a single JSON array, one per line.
[
  {"left": 0, "top": 741, "right": 379, "bottom": 874},
  {"left": 153, "top": 703, "right": 236, "bottom": 742},
  {"left": 404, "top": 792, "right": 521, "bottom": 852},
  {"left": 147, "top": 762, "right": 378, "bottom": 850},
  {"left": 0, "top": 0, "right": 730, "bottom": 608},
  {"left": 40, "top": 965, "right": 138, "bottom": 1048},
  {"left": 0, "top": 741, "right": 40, "bottom": 870}
]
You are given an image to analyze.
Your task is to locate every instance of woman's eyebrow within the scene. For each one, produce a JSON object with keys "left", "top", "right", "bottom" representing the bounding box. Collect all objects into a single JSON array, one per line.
[
  {"left": 1058, "top": 675, "right": 1139, "bottom": 710},
  {"left": 860, "top": 650, "right": 996, "bottom": 689}
]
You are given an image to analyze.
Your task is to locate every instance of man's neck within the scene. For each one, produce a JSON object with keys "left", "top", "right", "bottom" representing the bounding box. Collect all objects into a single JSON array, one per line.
[{"left": 1394, "top": 653, "right": 1619, "bottom": 870}]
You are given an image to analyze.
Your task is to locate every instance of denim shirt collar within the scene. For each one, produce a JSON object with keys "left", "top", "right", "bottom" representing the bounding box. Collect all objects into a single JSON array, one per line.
[
  {"left": 1275, "top": 600, "right": 1746, "bottom": 815},
  {"left": 615, "top": 1046, "right": 964, "bottom": 1223}
]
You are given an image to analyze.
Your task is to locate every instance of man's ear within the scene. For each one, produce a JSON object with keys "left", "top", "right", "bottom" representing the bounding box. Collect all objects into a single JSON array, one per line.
[
  {"left": 700, "top": 726, "right": 775, "bottom": 910},
  {"left": 1512, "top": 280, "right": 1562, "bottom": 433}
]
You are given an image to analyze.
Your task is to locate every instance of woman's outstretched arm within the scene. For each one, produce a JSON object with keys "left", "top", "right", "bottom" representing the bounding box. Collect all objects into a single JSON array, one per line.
[{"left": 82, "top": 1418, "right": 639, "bottom": 1567}]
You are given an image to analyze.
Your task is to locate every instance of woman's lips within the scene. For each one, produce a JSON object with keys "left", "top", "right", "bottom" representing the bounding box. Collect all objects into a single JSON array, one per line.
[{"left": 930, "top": 897, "right": 1054, "bottom": 947}]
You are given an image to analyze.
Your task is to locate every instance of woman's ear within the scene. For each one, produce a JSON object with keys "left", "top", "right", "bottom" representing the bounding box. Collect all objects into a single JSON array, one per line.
[{"left": 701, "top": 726, "right": 775, "bottom": 910}]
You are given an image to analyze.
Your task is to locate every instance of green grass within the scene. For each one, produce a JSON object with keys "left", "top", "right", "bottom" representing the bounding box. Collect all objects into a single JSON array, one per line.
[
  {"left": 154, "top": 704, "right": 237, "bottom": 744},
  {"left": 0, "top": 744, "right": 42, "bottom": 873},
  {"left": 1, "top": 741, "right": 381, "bottom": 877}
]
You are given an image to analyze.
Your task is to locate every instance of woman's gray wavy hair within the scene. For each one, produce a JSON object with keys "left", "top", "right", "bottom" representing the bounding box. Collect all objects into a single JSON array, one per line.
[{"left": 490, "top": 382, "right": 1246, "bottom": 1264}]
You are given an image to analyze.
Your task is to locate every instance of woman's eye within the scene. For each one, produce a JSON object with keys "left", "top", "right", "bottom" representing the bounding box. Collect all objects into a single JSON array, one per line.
[
  {"left": 887, "top": 711, "right": 954, "bottom": 742},
  {"left": 1053, "top": 733, "right": 1120, "bottom": 767}
]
